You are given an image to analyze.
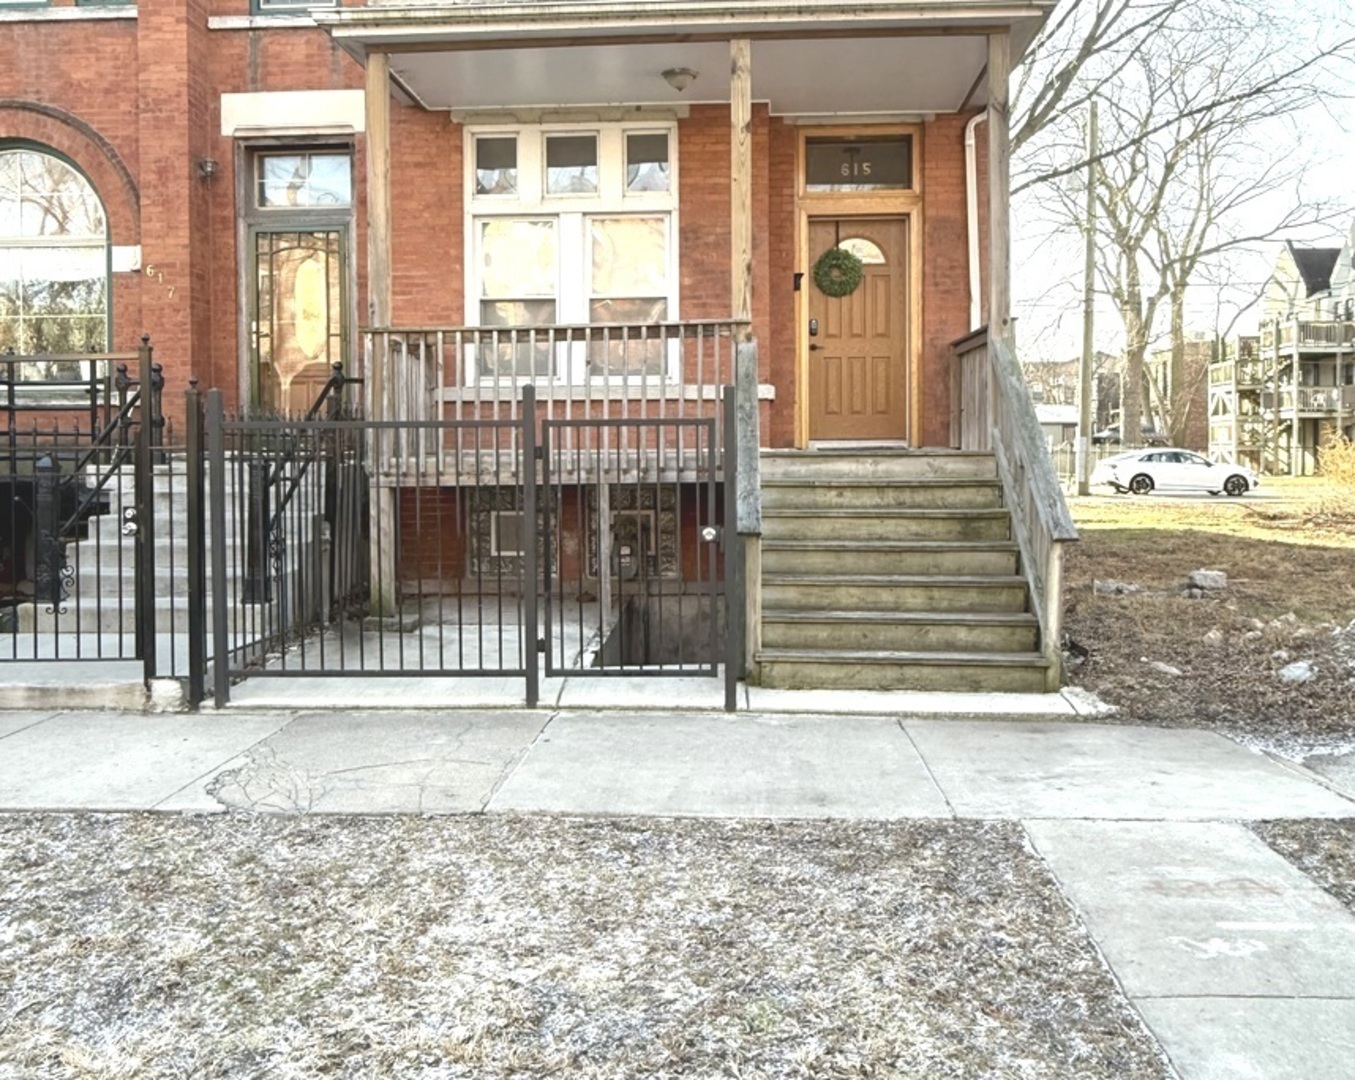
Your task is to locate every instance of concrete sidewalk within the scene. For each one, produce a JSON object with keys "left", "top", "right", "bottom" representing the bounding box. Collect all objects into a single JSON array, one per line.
[{"left": 2, "top": 706, "right": 1353, "bottom": 1080}]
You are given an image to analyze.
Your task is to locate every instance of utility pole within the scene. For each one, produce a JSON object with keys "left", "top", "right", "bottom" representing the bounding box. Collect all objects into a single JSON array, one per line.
[{"left": 1076, "top": 100, "right": 1098, "bottom": 497}]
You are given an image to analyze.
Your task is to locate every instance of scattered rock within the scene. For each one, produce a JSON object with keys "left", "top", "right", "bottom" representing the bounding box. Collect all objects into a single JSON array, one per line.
[
  {"left": 1271, "top": 649, "right": 1292, "bottom": 663},
  {"left": 1142, "top": 658, "right": 1184, "bottom": 677},
  {"left": 1061, "top": 635, "right": 1090, "bottom": 670},
  {"left": 1202, "top": 629, "right": 1225, "bottom": 646},
  {"left": 1060, "top": 685, "right": 1119, "bottom": 717},
  {"left": 1242, "top": 630, "right": 1263, "bottom": 642},
  {"left": 1278, "top": 661, "right": 1317, "bottom": 685},
  {"left": 1188, "top": 569, "right": 1228, "bottom": 590},
  {"left": 1094, "top": 579, "right": 1141, "bottom": 597},
  {"left": 1269, "top": 613, "right": 1300, "bottom": 629},
  {"left": 1246, "top": 618, "right": 1266, "bottom": 631}
]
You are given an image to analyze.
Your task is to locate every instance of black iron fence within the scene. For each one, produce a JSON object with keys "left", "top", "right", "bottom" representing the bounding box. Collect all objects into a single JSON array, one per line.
[
  {"left": 0, "top": 339, "right": 187, "bottom": 673},
  {"left": 3, "top": 363, "right": 741, "bottom": 710},
  {"left": 190, "top": 384, "right": 741, "bottom": 709}
]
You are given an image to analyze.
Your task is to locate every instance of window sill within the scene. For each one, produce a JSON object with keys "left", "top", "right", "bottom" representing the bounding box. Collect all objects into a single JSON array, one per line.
[
  {"left": 207, "top": 13, "right": 322, "bottom": 30},
  {"left": 0, "top": 6, "right": 136, "bottom": 22}
]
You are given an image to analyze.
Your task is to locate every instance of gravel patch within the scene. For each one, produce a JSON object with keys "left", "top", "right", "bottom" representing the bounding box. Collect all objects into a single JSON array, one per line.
[
  {"left": 1252, "top": 819, "right": 1355, "bottom": 915},
  {"left": 0, "top": 814, "right": 1168, "bottom": 1079}
]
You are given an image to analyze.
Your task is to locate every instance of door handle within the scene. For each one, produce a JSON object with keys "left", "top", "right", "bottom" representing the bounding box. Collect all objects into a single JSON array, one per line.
[{"left": 809, "top": 343, "right": 823, "bottom": 351}]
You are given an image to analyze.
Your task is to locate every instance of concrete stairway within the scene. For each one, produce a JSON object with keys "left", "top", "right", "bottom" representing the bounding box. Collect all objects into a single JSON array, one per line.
[
  {"left": 17, "top": 459, "right": 275, "bottom": 634},
  {"left": 755, "top": 449, "right": 1052, "bottom": 693}
]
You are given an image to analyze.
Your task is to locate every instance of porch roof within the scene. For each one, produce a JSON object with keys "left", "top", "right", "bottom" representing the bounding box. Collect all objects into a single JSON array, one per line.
[{"left": 315, "top": 0, "right": 1056, "bottom": 116}]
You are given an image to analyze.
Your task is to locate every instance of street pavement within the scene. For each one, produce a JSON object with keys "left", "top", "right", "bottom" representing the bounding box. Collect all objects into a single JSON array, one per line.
[{"left": 1, "top": 703, "right": 1352, "bottom": 1080}]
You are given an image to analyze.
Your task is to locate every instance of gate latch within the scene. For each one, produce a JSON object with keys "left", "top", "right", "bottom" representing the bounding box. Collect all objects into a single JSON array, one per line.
[
  {"left": 121, "top": 507, "right": 138, "bottom": 536},
  {"left": 701, "top": 526, "right": 719, "bottom": 543}
]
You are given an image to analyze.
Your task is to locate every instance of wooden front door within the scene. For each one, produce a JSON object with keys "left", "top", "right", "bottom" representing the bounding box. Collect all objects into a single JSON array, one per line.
[{"left": 807, "top": 217, "right": 909, "bottom": 441}]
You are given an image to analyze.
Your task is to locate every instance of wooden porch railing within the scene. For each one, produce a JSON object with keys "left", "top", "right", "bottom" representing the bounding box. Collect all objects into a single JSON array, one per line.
[
  {"left": 360, "top": 320, "right": 761, "bottom": 480},
  {"left": 952, "top": 327, "right": 1079, "bottom": 690},
  {"left": 1260, "top": 385, "right": 1355, "bottom": 414},
  {"left": 1261, "top": 321, "right": 1355, "bottom": 350}
]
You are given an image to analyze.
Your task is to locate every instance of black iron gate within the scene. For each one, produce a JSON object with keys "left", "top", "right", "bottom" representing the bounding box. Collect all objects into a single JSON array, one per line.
[
  {"left": 541, "top": 411, "right": 735, "bottom": 690},
  {"left": 196, "top": 385, "right": 740, "bottom": 710}
]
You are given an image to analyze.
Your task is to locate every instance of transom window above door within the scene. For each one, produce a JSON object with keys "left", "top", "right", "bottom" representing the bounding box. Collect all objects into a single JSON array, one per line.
[
  {"left": 255, "top": 151, "right": 352, "bottom": 209},
  {"left": 465, "top": 123, "right": 678, "bottom": 381}
]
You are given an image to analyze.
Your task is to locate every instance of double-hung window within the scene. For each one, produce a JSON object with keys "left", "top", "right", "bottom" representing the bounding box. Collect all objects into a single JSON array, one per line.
[{"left": 466, "top": 123, "right": 678, "bottom": 382}]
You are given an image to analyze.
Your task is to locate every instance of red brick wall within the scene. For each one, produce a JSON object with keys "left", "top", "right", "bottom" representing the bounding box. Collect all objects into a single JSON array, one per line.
[
  {"left": 0, "top": 19, "right": 144, "bottom": 348},
  {"left": 766, "top": 117, "right": 798, "bottom": 448},
  {"left": 922, "top": 111, "right": 985, "bottom": 447},
  {"left": 391, "top": 110, "right": 462, "bottom": 325}
]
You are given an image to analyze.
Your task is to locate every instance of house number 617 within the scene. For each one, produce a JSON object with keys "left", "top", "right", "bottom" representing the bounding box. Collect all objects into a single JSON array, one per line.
[{"left": 144, "top": 264, "right": 175, "bottom": 299}]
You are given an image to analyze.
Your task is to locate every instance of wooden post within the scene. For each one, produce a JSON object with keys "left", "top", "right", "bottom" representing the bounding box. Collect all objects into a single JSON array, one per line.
[
  {"left": 729, "top": 39, "right": 760, "bottom": 679},
  {"left": 987, "top": 33, "right": 1012, "bottom": 346},
  {"left": 366, "top": 51, "right": 393, "bottom": 334},
  {"left": 365, "top": 52, "right": 397, "bottom": 611},
  {"left": 730, "top": 39, "right": 753, "bottom": 328}
]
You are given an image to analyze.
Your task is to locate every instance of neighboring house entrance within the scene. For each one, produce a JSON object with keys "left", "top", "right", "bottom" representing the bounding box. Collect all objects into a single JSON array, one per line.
[
  {"left": 243, "top": 149, "right": 354, "bottom": 414},
  {"left": 251, "top": 229, "right": 347, "bottom": 413},
  {"left": 806, "top": 217, "right": 910, "bottom": 442}
]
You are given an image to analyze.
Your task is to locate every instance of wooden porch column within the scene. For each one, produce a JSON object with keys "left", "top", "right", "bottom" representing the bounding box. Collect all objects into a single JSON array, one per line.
[
  {"left": 366, "top": 51, "right": 393, "bottom": 333},
  {"left": 365, "top": 51, "right": 396, "bottom": 610},
  {"left": 731, "top": 38, "right": 753, "bottom": 329},
  {"left": 729, "top": 37, "right": 761, "bottom": 678},
  {"left": 987, "top": 32, "right": 1012, "bottom": 346}
]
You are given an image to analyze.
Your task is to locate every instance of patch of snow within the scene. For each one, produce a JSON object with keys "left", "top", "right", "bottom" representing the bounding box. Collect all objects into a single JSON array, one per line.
[
  {"left": 1277, "top": 661, "right": 1317, "bottom": 685},
  {"left": 1093, "top": 579, "right": 1141, "bottom": 596},
  {"left": 1188, "top": 569, "right": 1228, "bottom": 590}
]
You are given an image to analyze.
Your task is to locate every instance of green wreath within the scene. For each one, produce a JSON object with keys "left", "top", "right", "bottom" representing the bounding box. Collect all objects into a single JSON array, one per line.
[{"left": 812, "top": 246, "right": 864, "bottom": 298}]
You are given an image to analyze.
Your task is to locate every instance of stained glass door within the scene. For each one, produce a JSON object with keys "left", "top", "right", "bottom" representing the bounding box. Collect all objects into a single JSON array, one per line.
[{"left": 251, "top": 229, "right": 347, "bottom": 414}]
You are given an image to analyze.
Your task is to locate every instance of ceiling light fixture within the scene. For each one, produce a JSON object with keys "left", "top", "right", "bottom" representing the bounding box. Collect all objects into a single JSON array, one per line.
[{"left": 661, "top": 67, "right": 698, "bottom": 93}]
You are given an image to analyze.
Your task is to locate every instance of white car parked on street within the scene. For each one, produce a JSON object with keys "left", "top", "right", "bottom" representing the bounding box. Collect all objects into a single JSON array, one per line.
[{"left": 1091, "top": 448, "right": 1259, "bottom": 497}]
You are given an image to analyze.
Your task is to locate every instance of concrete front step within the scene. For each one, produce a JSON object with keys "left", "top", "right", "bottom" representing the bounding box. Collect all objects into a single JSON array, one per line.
[
  {"left": 762, "top": 573, "right": 1029, "bottom": 614},
  {"left": 762, "top": 539, "right": 1019, "bottom": 576},
  {"left": 755, "top": 648, "right": 1052, "bottom": 693},
  {"left": 13, "top": 598, "right": 278, "bottom": 635},
  {"left": 760, "top": 449, "right": 997, "bottom": 482},
  {"left": 761, "top": 478, "right": 1003, "bottom": 511},
  {"left": 760, "top": 609, "right": 1040, "bottom": 653},
  {"left": 762, "top": 508, "right": 1013, "bottom": 543}
]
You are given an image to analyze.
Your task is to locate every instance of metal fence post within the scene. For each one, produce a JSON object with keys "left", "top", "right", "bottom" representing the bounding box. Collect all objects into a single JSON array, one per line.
[
  {"left": 32, "top": 454, "right": 64, "bottom": 607},
  {"left": 521, "top": 383, "right": 539, "bottom": 708},
  {"left": 722, "top": 385, "right": 742, "bottom": 712},
  {"left": 207, "top": 390, "right": 230, "bottom": 707},
  {"left": 243, "top": 457, "right": 271, "bottom": 603},
  {"left": 185, "top": 379, "right": 206, "bottom": 708},
  {"left": 136, "top": 335, "right": 157, "bottom": 684}
]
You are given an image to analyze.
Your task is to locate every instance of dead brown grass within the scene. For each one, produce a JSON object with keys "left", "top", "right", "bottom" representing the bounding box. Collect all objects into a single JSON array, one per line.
[
  {"left": 0, "top": 814, "right": 1170, "bottom": 1080},
  {"left": 1316, "top": 434, "right": 1355, "bottom": 525},
  {"left": 1064, "top": 483, "right": 1355, "bottom": 742}
]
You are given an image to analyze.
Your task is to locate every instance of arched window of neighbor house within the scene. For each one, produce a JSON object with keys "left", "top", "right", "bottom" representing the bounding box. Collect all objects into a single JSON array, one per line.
[{"left": 0, "top": 147, "right": 109, "bottom": 376}]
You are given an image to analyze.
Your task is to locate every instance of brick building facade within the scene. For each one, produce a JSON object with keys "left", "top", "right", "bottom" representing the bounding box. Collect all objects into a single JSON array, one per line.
[{"left": 2, "top": 0, "right": 1024, "bottom": 449}]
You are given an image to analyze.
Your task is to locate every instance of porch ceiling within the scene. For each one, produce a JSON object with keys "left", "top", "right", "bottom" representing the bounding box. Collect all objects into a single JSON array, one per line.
[{"left": 316, "top": 0, "right": 1055, "bottom": 115}]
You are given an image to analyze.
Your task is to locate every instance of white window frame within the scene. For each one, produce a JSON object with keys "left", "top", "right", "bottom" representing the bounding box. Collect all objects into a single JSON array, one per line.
[{"left": 464, "top": 121, "right": 680, "bottom": 386}]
